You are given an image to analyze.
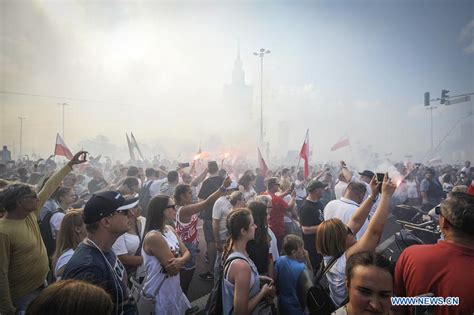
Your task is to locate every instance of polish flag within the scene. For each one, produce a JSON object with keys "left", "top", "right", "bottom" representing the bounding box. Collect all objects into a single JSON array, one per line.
[
  {"left": 54, "top": 133, "right": 73, "bottom": 160},
  {"left": 299, "top": 129, "right": 309, "bottom": 178},
  {"left": 330, "top": 138, "right": 350, "bottom": 151},
  {"left": 258, "top": 148, "right": 268, "bottom": 177}
]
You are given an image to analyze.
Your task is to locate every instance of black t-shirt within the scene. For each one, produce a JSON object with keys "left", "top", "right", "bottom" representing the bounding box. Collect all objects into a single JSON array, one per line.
[
  {"left": 197, "top": 175, "right": 224, "bottom": 220},
  {"left": 247, "top": 239, "right": 270, "bottom": 275},
  {"left": 299, "top": 198, "right": 324, "bottom": 270},
  {"left": 62, "top": 242, "right": 137, "bottom": 315}
]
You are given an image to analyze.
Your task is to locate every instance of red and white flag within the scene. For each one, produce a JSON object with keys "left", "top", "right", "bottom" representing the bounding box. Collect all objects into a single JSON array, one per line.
[
  {"left": 258, "top": 148, "right": 268, "bottom": 177},
  {"left": 299, "top": 129, "right": 309, "bottom": 179},
  {"left": 54, "top": 133, "right": 73, "bottom": 160},
  {"left": 330, "top": 137, "right": 350, "bottom": 151}
]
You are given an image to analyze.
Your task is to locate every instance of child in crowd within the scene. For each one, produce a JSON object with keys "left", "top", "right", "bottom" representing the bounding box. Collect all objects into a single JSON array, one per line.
[{"left": 275, "top": 234, "right": 312, "bottom": 315}]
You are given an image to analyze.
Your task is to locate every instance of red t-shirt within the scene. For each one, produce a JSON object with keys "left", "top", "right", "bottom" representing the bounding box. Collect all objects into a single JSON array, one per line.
[
  {"left": 266, "top": 192, "right": 289, "bottom": 238},
  {"left": 394, "top": 241, "right": 474, "bottom": 315}
]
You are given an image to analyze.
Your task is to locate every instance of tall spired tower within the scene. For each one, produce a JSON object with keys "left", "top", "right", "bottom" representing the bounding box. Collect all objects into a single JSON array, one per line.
[{"left": 223, "top": 41, "right": 253, "bottom": 123}]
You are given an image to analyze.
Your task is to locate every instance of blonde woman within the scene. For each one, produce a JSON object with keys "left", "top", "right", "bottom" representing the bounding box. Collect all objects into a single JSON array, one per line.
[{"left": 52, "top": 210, "right": 87, "bottom": 280}]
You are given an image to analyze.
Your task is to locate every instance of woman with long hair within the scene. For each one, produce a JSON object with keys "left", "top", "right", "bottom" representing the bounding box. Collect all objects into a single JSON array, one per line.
[
  {"left": 222, "top": 208, "right": 275, "bottom": 314},
  {"left": 50, "top": 187, "right": 77, "bottom": 240},
  {"left": 246, "top": 201, "right": 274, "bottom": 278},
  {"left": 255, "top": 195, "right": 279, "bottom": 262},
  {"left": 316, "top": 174, "right": 396, "bottom": 308},
  {"left": 173, "top": 176, "right": 231, "bottom": 294},
  {"left": 141, "top": 195, "right": 191, "bottom": 314},
  {"left": 52, "top": 210, "right": 87, "bottom": 281}
]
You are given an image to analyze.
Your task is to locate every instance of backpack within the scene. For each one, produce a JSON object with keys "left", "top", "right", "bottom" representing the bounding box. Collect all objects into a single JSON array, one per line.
[
  {"left": 139, "top": 181, "right": 154, "bottom": 217},
  {"left": 39, "top": 209, "right": 60, "bottom": 258},
  {"left": 304, "top": 257, "right": 340, "bottom": 315},
  {"left": 205, "top": 256, "right": 243, "bottom": 315}
]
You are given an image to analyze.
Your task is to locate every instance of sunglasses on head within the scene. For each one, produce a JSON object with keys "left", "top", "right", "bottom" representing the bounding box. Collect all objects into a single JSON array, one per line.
[{"left": 166, "top": 204, "right": 176, "bottom": 210}]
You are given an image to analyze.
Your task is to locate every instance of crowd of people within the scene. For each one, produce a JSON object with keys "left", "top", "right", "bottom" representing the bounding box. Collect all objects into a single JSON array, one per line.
[{"left": 0, "top": 148, "right": 473, "bottom": 315}]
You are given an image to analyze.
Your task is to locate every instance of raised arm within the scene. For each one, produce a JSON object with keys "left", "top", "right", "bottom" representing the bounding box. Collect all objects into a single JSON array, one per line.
[
  {"left": 346, "top": 174, "right": 396, "bottom": 258},
  {"left": 163, "top": 226, "right": 190, "bottom": 276},
  {"left": 190, "top": 167, "right": 208, "bottom": 187},
  {"left": 144, "top": 227, "right": 189, "bottom": 276},
  {"left": 179, "top": 176, "right": 232, "bottom": 222},
  {"left": 35, "top": 151, "right": 88, "bottom": 217},
  {"left": 347, "top": 176, "right": 379, "bottom": 234}
]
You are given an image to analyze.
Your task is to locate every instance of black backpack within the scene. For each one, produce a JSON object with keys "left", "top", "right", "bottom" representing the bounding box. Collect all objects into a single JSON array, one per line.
[
  {"left": 304, "top": 257, "right": 340, "bottom": 315},
  {"left": 205, "top": 256, "right": 243, "bottom": 315},
  {"left": 39, "top": 209, "right": 61, "bottom": 258},
  {"left": 138, "top": 181, "right": 154, "bottom": 217}
]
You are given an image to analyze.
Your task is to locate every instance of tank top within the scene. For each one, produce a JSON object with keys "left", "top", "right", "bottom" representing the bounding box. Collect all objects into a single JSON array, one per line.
[
  {"left": 175, "top": 206, "right": 199, "bottom": 245},
  {"left": 222, "top": 251, "right": 261, "bottom": 315}
]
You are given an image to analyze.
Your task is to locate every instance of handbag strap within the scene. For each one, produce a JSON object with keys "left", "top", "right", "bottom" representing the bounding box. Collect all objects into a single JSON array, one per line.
[
  {"left": 134, "top": 219, "right": 144, "bottom": 257},
  {"left": 315, "top": 255, "right": 341, "bottom": 283}
]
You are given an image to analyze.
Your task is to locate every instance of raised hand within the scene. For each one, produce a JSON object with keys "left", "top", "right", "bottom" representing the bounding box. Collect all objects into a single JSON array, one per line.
[
  {"left": 381, "top": 173, "right": 397, "bottom": 196},
  {"left": 68, "top": 151, "right": 88, "bottom": 167}
]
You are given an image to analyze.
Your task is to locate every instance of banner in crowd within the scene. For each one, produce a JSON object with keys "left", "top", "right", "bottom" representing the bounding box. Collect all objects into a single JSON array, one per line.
[
  {"left": 54, "top": 133, "right": 73, "bottom": 160},
  {"left": 330, "top": 137, "right": 350, "bottom": 151},
  {"left": 299, "top": 129, "right": 309, "bottom": 178},
  {"left": 258, "top": 147, "right": 268, "bottom": 177}
]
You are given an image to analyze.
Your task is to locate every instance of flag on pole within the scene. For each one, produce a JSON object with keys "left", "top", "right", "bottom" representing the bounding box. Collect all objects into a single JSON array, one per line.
[
  {"left": 126, "top": 133, "right": 136, "bottom": 161},
  {"left": 54, "top": 133, "right": 73, "bottom": 160},
  {"left": 330, "top": 137, "right": 350, "bottom": 151},
  {"left": 258, "top": 147, "right": 268, "bottom": 177},
  {"left": 130, "top": 132, "right": 144, "bottom": 160},
  {"left": 299, "top": 129, "right": 309, "bottom": 178}
]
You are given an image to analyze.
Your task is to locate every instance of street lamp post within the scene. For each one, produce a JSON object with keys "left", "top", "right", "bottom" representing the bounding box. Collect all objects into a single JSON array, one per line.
[
  {"left": 253, "top": 48, "right": 271, "bottom": 150},
  {"left": 18, "top": 116, "right": 26, "bottom": 159}
]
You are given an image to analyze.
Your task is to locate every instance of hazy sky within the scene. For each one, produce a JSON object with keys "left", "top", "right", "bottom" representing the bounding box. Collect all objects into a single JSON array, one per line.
[{"left": 1, "top": 0, "right": 473, "bottom": 165}]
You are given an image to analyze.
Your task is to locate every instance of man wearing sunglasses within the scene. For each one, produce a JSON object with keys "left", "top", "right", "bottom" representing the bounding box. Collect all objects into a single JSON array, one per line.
[
  {"left": 62, "top": 191, "right": 139, "bottom": 315},
  {"left": 394, "top": 192, "right": 474, "bottom": 315},
  {"left": 0, "top": 151, "right": 87, "bottom": 314}
]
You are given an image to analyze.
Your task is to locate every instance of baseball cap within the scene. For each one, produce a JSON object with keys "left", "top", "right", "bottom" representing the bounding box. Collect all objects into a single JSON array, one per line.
[
  {"left": 358, "top": 170, "right": 375, "bottom": 179},
  {"left": 307, "top": 180, "right": 328, "bottom": 191},
  {"left": 83, "top": 191, "right": 139, "bottom": 224}
]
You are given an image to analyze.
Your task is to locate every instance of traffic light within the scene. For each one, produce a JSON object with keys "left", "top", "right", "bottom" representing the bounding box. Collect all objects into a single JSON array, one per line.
[
  {"left": 424, "top": 92, "right": 430, "bottom": 106},
  {"left": 440, "top": 89, "right": 449, "bottom": 104}
]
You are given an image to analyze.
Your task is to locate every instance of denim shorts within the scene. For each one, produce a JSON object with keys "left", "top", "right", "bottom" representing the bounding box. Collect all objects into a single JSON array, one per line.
[{"left": 182, "top": 241, "right": 199, "bottom": 270}]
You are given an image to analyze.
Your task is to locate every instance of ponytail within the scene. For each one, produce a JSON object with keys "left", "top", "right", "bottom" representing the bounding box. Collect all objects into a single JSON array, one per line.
[{"left": 222, "top": 237, "right": 234, "bottom": 264}]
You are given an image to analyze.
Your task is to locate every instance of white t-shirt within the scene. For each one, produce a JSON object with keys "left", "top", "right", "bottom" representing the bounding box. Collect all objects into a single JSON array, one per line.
[
  {"left": 324, "top": 253, "right": 348, "bottom": 307},
  {"left": 268, "top": 228, "right": 279, "bottom": 260},
  {"left": 212, "top": 196, "right": 232, "bottom": 241},
  {"left": 406, "top": 180, "right": 419, "bottom": 198},
  {"left": 295, "top": 179, "right": 307, "bottom": 200},
  {"left": 112, "top": 216, "right": 147, "bottom": 256},
  {"left": 324, "top": 197, "right": 368, "bottom": 240},
  {"left": 50, "top": 211, "right": 65, "bottom": 240},
  {"left": 149, "top": 178, "right": 166, "bottom": 198},
  {"left": 54, "top": 248, "right": 74, "bottom": 280}
]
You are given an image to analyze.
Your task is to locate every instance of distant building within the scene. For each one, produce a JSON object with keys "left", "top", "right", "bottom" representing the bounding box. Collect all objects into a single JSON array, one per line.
[{"left": 223, "top": 43, "right": 253, "bottom": 123}]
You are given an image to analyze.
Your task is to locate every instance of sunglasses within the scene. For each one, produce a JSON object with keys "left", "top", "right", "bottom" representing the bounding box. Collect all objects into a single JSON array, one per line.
[
  {"left": 115, "top": 209, "right": 129, "bottom": 216},
  {"left": 166, "top": 204, "right": 176, "bottom": 210},
  {"left": 346, "top": 226, "right": 354, "bottom": 236}
]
